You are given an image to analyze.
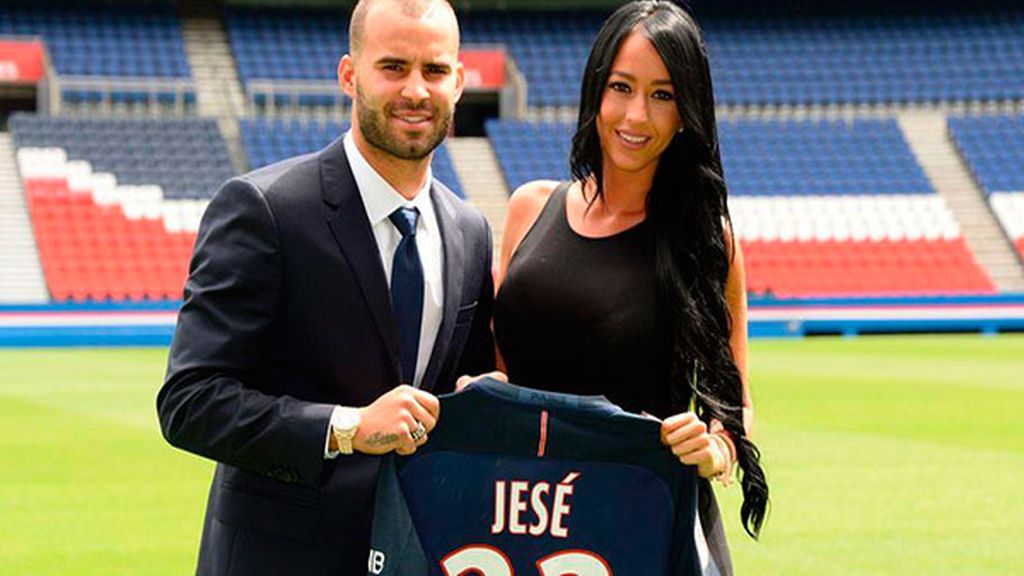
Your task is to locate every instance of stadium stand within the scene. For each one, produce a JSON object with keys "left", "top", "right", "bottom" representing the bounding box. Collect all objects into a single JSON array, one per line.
[
  {"left": 10, "top": 115, "right": 231, "bottom": 199},
  {"left": 4, "top": 113, "right": 463, "bottom": 303},
  {"left": 483, "top": 119, "right": 571, "bottom": 191},
  {"left": 460, "top": 11, "right": 604, "bottom": 108},
  {"left": 223, "top": 7, "right": 601, "bottom": 108},
  {"left": 486, "top": 117, "right": 995, "bottom": 297},
  {"left": 0, "top": 2, "right": 193, "bottom": 105},
  {"left": 706, "top": 12, "right": 1024, "bottom": 106},
  {"left": 240, "top": 118, "right": 465, "bottom": 198},
  {"left": 9, "top": 114, "right": 232, "bottom": 301},
  {"left": 223, "top": 7, "right": 1023, "bottom": 108},
  {"left": 948, "top": 114, "right": 1024, "bottom": 261},
  {"left": 225, "top": 7, "right": 348, "bottom": 107},
  {"left": 2, "top": 2, "right": 1020, "bottom": 304}
]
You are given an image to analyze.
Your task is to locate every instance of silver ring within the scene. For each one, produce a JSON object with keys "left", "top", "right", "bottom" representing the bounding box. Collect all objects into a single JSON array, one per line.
[{"left": 410, "top": 421, "right": 426, "bottom": 442}]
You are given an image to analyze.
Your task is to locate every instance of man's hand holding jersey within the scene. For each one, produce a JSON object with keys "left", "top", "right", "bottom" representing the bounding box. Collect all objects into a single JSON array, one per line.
[
  {"left": 330, "top": 374, "right": 508, "bottom": 459},
  {"left": 355, "top": 385, "right": 439, "bottom": 455}
]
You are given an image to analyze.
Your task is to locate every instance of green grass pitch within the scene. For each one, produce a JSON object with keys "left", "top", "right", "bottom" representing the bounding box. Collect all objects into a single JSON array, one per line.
[{"left": 1, "top": 335, "right": 1021, "bottom": 574}]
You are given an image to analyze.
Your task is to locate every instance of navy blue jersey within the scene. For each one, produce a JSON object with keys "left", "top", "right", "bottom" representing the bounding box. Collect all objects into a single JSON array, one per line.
[{"left": 367, "top": 378, "right": 700, "bottom": 576}]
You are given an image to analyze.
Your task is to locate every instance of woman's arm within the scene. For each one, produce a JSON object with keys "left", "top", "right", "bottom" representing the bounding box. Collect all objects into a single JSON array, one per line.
[{"left": 724, "top": 225, "right": 754, "bottom": 437}]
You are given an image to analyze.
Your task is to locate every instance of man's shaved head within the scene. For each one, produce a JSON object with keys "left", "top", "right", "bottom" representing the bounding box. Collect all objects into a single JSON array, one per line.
[{"left": 349, "top": 0, "right": 458, "bottom": 57}]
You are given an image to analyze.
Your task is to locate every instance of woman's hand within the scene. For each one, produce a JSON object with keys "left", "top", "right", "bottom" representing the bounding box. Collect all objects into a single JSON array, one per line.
[
  {"left": 455, "top": 371, "right": 508, "bottom": 392},
  {"left": 660, "top": 412, "right": 730, "bottom": 479}
]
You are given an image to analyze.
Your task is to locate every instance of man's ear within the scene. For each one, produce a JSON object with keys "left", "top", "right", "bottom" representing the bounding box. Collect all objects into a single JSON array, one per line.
[
  {"left": 453, "top": 60, "right": 466, "bottom": 104},
  {"left": 338, "top": 54, "right": 357, "bottom": 99}
]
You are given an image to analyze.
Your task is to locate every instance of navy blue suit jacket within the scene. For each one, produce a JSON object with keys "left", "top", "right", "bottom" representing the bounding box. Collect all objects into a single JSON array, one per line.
[{"left": 157, "top": 138, "right": 495, "bottom": 575}]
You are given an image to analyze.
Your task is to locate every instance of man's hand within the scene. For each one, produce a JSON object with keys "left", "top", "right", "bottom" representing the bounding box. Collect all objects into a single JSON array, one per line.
[
  {"left": 354, "top": 385, "right": 440, "bottom": 456},
  {"left": 455, "top": 371, "right": 508, "bottom": 392}
]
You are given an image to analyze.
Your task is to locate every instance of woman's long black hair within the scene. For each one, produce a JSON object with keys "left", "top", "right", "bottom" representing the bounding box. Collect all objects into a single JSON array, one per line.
[{"left": 571, "top": 0, "right": 768, "bottom": 538}]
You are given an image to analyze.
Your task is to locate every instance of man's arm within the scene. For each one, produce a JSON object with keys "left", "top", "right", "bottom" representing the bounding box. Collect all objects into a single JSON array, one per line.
[{"left": 157, "top": 178, "right": 335, "bottom": 488}]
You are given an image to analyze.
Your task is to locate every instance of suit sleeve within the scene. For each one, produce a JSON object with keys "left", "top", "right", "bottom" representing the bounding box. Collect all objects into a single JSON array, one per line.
[
  {"left": 157, "top": 177, "right": 335, "bottom": 488},
  {"left": 454, "top": 215, "right": 496, "bottom": 379}
]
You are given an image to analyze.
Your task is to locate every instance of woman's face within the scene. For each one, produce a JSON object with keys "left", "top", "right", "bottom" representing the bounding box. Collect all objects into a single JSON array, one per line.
[{"left": 596, "top": 30, "right": 683, "bottom": 177}]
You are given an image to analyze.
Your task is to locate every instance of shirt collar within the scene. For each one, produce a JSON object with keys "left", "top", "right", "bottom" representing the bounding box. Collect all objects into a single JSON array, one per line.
[{"left": 343, "top": 130, "right": 434, "bottom": 227}]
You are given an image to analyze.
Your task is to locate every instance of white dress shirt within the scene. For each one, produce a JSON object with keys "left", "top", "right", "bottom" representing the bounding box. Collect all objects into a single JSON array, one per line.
[
  {"left": 326, "top": 132, "right": 445, "bottom": 458},
  {"left": 343, "top": 131, "right": 444, "bottom": 387}
]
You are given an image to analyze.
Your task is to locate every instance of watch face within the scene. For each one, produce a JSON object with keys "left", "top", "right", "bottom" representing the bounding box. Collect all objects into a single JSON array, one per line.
[{"left": 337, "top": 409, "right": 360, "bottom": 434}]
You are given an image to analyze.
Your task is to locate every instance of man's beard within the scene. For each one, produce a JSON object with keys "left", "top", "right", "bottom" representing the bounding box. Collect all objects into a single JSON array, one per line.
[{"left": 356, "top": 87, "right": 452, "bottom": 161}]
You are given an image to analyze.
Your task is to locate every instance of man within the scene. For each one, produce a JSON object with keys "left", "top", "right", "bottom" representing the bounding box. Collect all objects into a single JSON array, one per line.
[{"left": 157, "top": 1, "right": 495, "bottom": 573}]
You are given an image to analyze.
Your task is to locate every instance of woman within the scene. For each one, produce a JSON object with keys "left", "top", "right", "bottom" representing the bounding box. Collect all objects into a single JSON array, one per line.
[{"left": 492, "top": 0, "right": 768, "bottom": 571}]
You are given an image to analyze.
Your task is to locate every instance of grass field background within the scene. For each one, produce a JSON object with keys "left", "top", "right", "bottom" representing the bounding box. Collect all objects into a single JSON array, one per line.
[{"left": 1, "top": 335, "right": 1021, "bottom": 574}]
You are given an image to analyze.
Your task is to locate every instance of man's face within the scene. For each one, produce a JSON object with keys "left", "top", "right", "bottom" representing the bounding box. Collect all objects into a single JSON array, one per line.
[{"left": 339, "top": 2, "right": 465, "bottom": 162}]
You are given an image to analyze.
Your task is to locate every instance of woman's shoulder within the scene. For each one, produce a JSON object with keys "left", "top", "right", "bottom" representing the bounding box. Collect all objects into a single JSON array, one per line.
[
  {"left": 508, "top": 179, "right": 562, "bottom": 210},
  {"left": 499, "top": 180, "right": 566, "bottom": 272},
  {"left": 505, "top": 180, "right": 563, "bottom": 227}
]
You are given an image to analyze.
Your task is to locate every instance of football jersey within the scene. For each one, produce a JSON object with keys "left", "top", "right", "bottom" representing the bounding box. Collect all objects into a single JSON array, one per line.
[{"left": 367, "top": 378, "right": 701, "bottom": 576}]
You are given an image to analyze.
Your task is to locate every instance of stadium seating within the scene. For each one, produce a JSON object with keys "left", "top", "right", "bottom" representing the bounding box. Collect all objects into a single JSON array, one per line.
[
  {"left": 3, "top": 4, "right": 1019, "bottom": 304},
  {"left": 483, "top": 119, "right": 572, "bottom": 191},
  {"left": 460, "top": 11, "right": 604, "bottom": 108},
  {"left": 706, "top": 12, "right": 1024, "bottom": 106},
  {"left": 0, "top": 2, "right": 193, "bottom": 104},
  {"left": 948, "top": 114, "right": 1024, "bottom": 261},
  {"left": 240, "top": 118, "right": 465, "bottom": 198},
  {"left": 223, "top": 8, "right": 1024, "bottom": 108},
  {"left": 9, "top": 114, "right": 462, "bottom": 302},
  {"left": 486, "top": 118, "right": 995, "bottom": 297},
  {"left": 722, "top": 118, "right": 994, "bottom": 295},
  {"left": 223, "top": 8, "right": 600, "bottom": 108},
  {"left": 225, "top": 7, "right": 348, "bottom": 108},
  {"left": 10, "top": 114, "right": 233, "bottom": 302},
  {"left": 11, "top": 115, "right": 231, "bottom": 199}
]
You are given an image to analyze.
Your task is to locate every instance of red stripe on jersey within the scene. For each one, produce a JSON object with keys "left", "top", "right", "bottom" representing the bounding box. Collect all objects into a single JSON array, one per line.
[{"left": 537, "top": 410, "right": 549, "bottom": 457}]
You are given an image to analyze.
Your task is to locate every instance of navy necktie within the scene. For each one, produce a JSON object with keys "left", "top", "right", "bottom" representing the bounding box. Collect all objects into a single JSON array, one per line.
[{"left": 389, "top": 207, "right": 424, "bottom": 385}]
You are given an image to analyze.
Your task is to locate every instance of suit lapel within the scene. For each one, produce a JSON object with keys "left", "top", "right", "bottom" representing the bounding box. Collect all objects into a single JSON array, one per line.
[
  {"left": 421, "top": 184, "right": 464, "bottom": 391},
  {"left": 320, "top": 139, "right": 401, "bottom": 375}
]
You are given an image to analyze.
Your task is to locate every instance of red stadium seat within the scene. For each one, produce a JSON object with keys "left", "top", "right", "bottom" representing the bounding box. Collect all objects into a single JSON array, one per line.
[
  {"left": 740, "top": 238, "right": 995, "bottom": 298},
  {"left": 25, "top": 176, "right": 197, "bottom": 302}
]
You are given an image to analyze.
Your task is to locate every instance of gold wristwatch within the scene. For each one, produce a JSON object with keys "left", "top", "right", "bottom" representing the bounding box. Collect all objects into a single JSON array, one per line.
[{"left": 331, "top": 407, "right": 361, "bottom": 455}]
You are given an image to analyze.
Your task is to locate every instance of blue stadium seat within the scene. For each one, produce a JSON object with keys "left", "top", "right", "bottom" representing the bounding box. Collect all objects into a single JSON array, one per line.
[
  {"left": 949, "top": 115, "right": 1024, "bottom": 195},
  {"left": 0, "top": 6, "right": 191, "bottom": 78},
  {"left": 485, "top": 118, "right": 932, "bottom": 196},
  {"left": 0, "top": 3, "right": 193, "bottom": 104},
  {"left": 223, "top": 7, "right": 1023, "bottom": 107},
  {"left": 948, "top": 114, "right": 1024, "bottom": 259}
]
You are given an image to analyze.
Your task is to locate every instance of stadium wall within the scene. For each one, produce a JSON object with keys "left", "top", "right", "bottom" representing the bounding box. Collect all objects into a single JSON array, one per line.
[{"left": 2, "top": 296, "right": 1023, "bottom": 347}]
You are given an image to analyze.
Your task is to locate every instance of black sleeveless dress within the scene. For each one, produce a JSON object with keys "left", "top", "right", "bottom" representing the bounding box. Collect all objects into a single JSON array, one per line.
[
  {"left": 493, "top": 182, "right": 735, "bottom": 576},
  {"left": 494, "top": 182, "right": 674, "bottom": 418}
]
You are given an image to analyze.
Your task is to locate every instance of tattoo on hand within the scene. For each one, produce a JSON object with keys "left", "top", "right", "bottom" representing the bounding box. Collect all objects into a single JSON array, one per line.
[{"left": 366, "top": 432, "right": 400, "bottom": 447}]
